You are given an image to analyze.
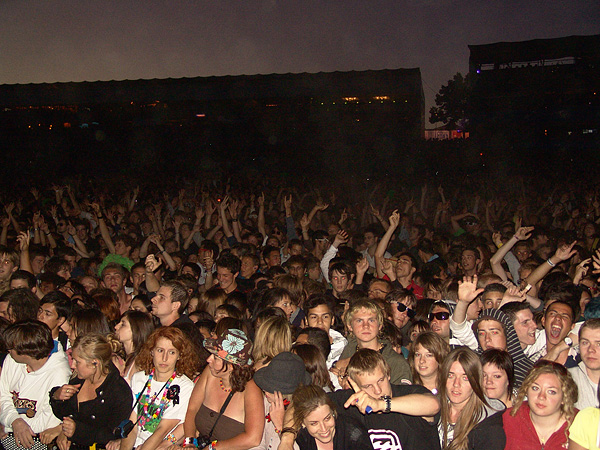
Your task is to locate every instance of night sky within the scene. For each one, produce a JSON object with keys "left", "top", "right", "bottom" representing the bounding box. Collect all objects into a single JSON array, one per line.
[{"left": 1, "top": 0, "right": 598, "bottom": 118}]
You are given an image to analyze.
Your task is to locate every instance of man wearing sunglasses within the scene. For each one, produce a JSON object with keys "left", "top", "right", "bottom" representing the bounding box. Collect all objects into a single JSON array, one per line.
[
  {"left": 386, "top": 289, "right": 416, "bottom": 345},
  {"left": 428, "top": 304, "right": 451, "bottom": 340}
]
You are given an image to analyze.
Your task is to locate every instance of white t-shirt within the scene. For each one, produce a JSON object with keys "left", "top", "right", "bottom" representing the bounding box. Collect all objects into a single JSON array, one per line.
[{"left": 130, "top": 370, "right": 194, "bottom": 446}]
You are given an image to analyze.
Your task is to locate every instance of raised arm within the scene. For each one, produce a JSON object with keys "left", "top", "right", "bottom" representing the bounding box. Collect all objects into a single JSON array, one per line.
[
  {"left": 374, "top": 210, "right": 399, "bottom": 278},
  {"left": 17, "top": 232, "right": 33, "bottom": 274},
  {"left": 228, "top": 200, "right": 242, "bottom": 243},
  {"left": 92, "top": 203, "right": 116, "bottom": 254},
  {"left": 0, "top": 216, "right": 9, "bottom": 247},
  {"left": 219, "top": 196, "right": 234, "bottom": 239},
  {"left": 525, "top": 241, "right": 577, "bottom": 297},
  {"left": 452, "top": 275, "right": 484, "bottom": 326},
  {"left": 490, "top": 226, "right": 534, "bottom": 281},
  {"left": 144, "top": 255, "right": 161, "bottom": 293},
  {"left": 257, "top": 193, "right": 267, "bottom": 239},
  {"left": 150, "top": 234, "right": 177, "bottom": 272},
  {"left": 67, "top": 223, "right": 90, "bottom": 258},
  {"left": 284, "top": 195, "right": 299, "bottom": 241}
]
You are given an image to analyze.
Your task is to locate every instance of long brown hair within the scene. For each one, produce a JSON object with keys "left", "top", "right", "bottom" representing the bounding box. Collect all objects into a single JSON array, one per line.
[
  {"left": 438, "top": 347, "right": 489, "bottom": 450},
  {"left": 292, "top": 343, "right": 333, "bottom": 391},
  {"left": 409, "top": 331, "right": 449, "bottom": 386}
]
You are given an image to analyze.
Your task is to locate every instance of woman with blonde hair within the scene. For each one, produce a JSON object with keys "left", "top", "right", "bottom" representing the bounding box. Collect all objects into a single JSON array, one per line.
[
  {"left": 438, "top": 347, "right": 505, "bottom": 450},
  {"left": 409, "top": 331, "right": 449, "bottom": 393},
  {"left": 503, "top": 360, "right": 578, "bottom": 450},
  {"left": 252, "top": 315, "right": 292, "bottom": 370},
  {"left": 50, "top": 333, "right": 132, "bottom": 450}
]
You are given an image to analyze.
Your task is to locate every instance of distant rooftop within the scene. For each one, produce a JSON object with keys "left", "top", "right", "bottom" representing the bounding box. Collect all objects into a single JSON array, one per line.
[
  {"left": 469, "top": 34, "right": 600, "bottom": 66},
  {"left": 0, "top": 68, "right": 423, "bottom": 108}
]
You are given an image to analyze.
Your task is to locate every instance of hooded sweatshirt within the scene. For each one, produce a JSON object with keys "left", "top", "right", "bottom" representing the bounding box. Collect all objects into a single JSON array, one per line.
[{"left": 473, "top": 308, "right": 533, "bottom": 388}]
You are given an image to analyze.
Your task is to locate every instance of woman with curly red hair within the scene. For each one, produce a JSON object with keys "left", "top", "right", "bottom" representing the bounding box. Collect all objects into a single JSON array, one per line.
[{"left": 107, "top": 327, "right": 199, "bottom": 450}]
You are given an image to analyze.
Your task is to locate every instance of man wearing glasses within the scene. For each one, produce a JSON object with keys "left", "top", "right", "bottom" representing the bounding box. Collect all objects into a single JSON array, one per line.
[{"left": 385, "top": 289, "right": 416, "bottom": 346}]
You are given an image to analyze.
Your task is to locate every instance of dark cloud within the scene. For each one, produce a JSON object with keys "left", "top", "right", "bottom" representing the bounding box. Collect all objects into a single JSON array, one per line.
[{"left": 0, "top": 0, "right": 598, "bottom": 111}]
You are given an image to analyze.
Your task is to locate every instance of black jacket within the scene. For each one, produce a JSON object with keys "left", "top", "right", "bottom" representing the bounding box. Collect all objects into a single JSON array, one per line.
[{"left": 50, "top": 364, "right": 132, "bottom": 447}]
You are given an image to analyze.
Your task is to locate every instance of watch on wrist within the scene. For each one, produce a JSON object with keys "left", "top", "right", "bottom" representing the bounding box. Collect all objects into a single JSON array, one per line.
[{"left": 381, "top": 395, "right": 392, "bottom": 413}]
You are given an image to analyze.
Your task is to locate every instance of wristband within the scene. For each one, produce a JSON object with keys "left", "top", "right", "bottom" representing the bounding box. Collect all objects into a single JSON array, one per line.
[
  {"left": 231, "top": 219, "right": 238, "bottom": 222},
  {"left": 45, "top": 232, "right": 51, "bottom": 236},
  {"left": 547, "top": 259, "right": 556, "bottom": 267},
  {"left": 182, "top": 437, "right": 197, "bottom": 447},
  {"left": 280, "top": 427, "right": 298, "bottom": 437},
  {"left": 381, "top": 395, "right": 392, "bottom": 413},
  {"left": 209, "top": 441, "right": 218, "bottom": 450},
  {"left": 97, "top": 215, "right": 104, "bottom": 219}
]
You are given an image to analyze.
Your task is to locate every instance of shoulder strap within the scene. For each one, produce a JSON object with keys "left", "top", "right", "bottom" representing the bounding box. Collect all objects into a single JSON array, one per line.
[{"left": 206, "top": 391, "right": 235, "bottom": 441}]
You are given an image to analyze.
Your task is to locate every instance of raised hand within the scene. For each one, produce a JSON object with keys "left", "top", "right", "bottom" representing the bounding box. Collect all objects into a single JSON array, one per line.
[
  {"left": 145, "top": 254, "right": 162, "bottom": 272},
  {"left": 339, "top": 208, "right": 348, "bottom": 224},
  {"left": 356, "top": 257, "right": 369, "bottom": 276},
  {"left": 458, "top": 275, "right": 484, "bottom": 304},
  {"left": 515, "top": 226, "right": 534, "bottom": 241},
  {"left": 16, "top": 231, "right": 30, "bottom": 252},
  {"left": 315, "top": 199, "right": 329, "bottom": 211},
  {"left": 555, "top": 241, "right": 577, "bottom": 262},
  {"left": 300, "top": 213, "right": 310, "bottom": 230},
  {"left": 67, "top": 223, "right": 77, "bottom": 236},
  {"left": 332, "top": 230, "right": 349, "bottom": 248},
  {"left": 370, "top": 203, "right": 381, "bottom": 218},
  {"left": 492, "top": 232, "right": 503, "bottom": 248},
  {"left": 388, "top": 209, "right": 400, "bottom": 228}
]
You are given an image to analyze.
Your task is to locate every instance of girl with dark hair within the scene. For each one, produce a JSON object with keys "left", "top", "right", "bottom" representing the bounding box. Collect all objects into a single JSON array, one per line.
[
  {"left": 130, "top": 294, "right": 153, "bottom": 314},
  {"left": 438, "top": 347, "right": 505, "bottom": 450},
  {"left": 409, "top": 331, "right": 449, "bottom": 393},
  {"left": 176, "top": 329, "right": 264, "bottom": 449},
  {"left": 292, "top": 343, "right": 334, "bottom": 392},
  {"left": 480, "top": 349, "right": 515, "bottom": 408},
  {"left": 114, "top": 310, "right": 156, "bottom": 383}
]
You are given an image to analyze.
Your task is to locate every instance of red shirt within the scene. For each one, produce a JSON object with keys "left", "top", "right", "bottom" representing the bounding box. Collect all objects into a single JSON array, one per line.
[{"left": 503, "top": 403, "right": 570, "bottom": 450}]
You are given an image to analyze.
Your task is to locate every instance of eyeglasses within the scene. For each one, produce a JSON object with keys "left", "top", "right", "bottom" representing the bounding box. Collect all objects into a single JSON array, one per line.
[
  {"left": 428, "top": 311, "right": 450, "bottom": 321},
  {"left": 396, "top": 303, "right": 416, "bottom": 318}
]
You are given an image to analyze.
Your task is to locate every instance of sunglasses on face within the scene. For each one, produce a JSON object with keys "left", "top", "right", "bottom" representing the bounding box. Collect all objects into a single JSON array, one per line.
[
  {"left": 396, "top": 302, "right": 416, "bottom": 318},
  {"left": 429, "top": 311, "right": 450, "bottom": 321}
]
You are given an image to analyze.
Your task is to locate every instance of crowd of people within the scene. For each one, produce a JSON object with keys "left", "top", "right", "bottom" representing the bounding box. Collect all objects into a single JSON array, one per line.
[{"left": 0, "top": 176, "right": 598, "bottom": 450}]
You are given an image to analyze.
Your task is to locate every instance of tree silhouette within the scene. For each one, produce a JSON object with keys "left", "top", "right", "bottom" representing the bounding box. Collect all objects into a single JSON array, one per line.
[{"left": 429, "top": 72, "right": 471, "bottom": 129}]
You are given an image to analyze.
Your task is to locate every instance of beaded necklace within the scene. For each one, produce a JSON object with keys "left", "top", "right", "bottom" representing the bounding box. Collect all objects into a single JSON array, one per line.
[{"left": 137, "top": 369, "right": 177, "bottom": 431}]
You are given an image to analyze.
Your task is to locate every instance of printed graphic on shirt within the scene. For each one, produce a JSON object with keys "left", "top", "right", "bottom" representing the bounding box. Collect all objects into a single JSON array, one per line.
[
  {"left": 11, "top": 391, "right": 37, "bottom": 418},
  {"left": 369, "top": 428, "right": 402, "bottom": 450}
]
